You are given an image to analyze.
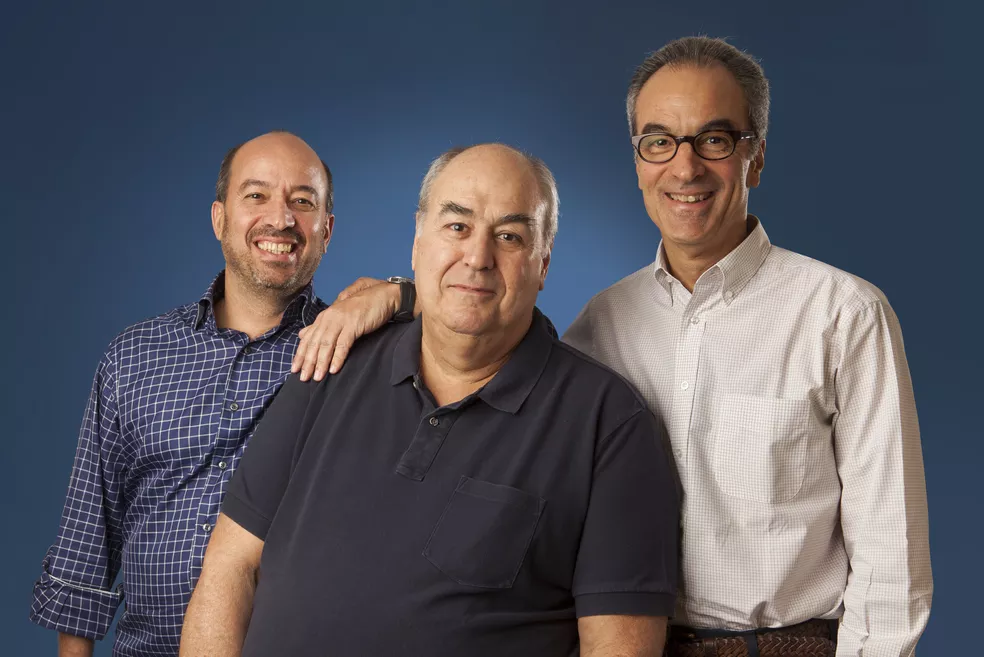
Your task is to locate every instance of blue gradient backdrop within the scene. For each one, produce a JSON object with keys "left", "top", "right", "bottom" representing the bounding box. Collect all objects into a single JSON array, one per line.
[{"left": 1, "top": 1, "right": 973, "bottom": 655}]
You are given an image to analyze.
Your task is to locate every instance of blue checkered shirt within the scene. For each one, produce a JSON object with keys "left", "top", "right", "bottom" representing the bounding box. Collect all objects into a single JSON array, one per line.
[{"left": 30, "top": 273, "right": 326, "bottom": 656}]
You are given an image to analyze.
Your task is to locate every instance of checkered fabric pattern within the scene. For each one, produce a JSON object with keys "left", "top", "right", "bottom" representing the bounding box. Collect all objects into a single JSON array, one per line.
[
  {"left": 564, "top": 218, "right": 932, "bottom": 657},
  {"left": 30, "top": 272, "right": 325, "bottom": 656}
]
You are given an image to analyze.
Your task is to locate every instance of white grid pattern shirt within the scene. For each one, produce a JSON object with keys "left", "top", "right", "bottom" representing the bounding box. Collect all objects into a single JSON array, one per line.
[
  {"left": 563, "top": 218, "right": 932, "bottom": 657},
  {"left": 30, "top": 273, "right": 325, "bottom": 656}
]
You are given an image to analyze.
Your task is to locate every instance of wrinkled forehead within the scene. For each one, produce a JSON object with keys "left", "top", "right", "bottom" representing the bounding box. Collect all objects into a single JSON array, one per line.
[
  {"left": 431, "top": 150, "right": 540, "bottom": 217},
  {"left": 635, "top": 64, "right": 749, "bottom": 134}
]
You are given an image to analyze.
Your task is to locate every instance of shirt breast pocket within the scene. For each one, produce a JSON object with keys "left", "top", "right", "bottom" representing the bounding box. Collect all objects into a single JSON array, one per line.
[
  {"left": 423, "top": 476, "right": 545, "bottom": 589},
  {"left": 709, "top": 394, "right": 813, "bottom": 504}
]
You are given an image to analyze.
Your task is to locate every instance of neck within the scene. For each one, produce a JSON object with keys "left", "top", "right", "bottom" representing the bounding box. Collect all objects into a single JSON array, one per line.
[
  {"left": 213, "top": 272, "right": 299, "bottom": 340},
  {"left": 663, "top": 215, "right": 751, "bottom": 291},
  {"left": 419, "top": 312, "right": 532, "bottom": 407}
]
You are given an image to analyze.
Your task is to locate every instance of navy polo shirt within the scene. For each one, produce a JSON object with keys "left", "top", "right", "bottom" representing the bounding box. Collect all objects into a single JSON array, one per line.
[{"left": 223, "top": 309, "right": 679, "bottom": 657}]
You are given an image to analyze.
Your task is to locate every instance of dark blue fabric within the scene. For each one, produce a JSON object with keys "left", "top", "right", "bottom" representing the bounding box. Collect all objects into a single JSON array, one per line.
[{"left": 30, "top": 272, "right": 325, "bottom": 657}]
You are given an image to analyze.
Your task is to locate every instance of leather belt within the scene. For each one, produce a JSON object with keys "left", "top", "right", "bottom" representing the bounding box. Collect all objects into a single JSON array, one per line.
[{"left": 665, "top": 618, "right": 838, "bottom": 657}]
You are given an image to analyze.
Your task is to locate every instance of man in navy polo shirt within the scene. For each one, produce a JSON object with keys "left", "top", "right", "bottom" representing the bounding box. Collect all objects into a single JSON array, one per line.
[{"left": 179, "top": 143, "right": 680, "bottom": 657}]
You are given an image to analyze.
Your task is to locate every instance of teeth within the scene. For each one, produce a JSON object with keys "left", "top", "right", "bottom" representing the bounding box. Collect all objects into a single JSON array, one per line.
[
  {"left": 257, "top": 241, "right": 294, "bottom": 254},
  {"left": 669, "top": 193, "right": 711, "bottom": 203}
]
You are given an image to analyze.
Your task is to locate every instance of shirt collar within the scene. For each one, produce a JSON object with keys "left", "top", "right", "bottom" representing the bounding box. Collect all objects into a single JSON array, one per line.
[
  {"left": 651, "top": 215, "right": 772, "bottom": 304},
  {"left": 389, "top": 307, "right": 555, "bottom": 415},
  {"left": 194, "top": 271, "right": 318, "bottom": 331}
]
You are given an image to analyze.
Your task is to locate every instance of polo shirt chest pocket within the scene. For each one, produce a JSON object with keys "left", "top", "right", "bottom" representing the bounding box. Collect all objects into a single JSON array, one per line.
[{"left": 423, "top": 476, "right": 545, "bottom": 589}]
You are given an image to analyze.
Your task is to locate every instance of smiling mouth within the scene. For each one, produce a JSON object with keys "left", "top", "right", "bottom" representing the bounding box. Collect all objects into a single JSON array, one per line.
[
  {"left": 256, "top": 241, "right": 296, "bottom": 254},
  {"left": 451, "top": 284, "right": 494, "bottom": 295},
  {"left": 666, "top": 192, "right": 713, "bottom": 203}
]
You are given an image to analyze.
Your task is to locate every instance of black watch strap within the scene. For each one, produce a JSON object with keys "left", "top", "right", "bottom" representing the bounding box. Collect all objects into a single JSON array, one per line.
[{"left": 387, "top": 276, "right": 416, "bottom": 322}]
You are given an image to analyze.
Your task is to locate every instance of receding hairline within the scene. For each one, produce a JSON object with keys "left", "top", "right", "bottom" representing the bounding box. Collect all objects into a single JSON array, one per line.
[
  {"left": 217, "top": 130, "right": 334, "bottom": 210},
  {"left": 633, "top": 62, "right": 750, "bottom": 131},
  {"left": 425, "top": 144, "right": 540, "bottom": 200}
]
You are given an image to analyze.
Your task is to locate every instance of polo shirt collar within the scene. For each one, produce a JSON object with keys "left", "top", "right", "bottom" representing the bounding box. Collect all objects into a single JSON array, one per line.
[
  {"left": 389, "top": 307, "right": 555, "bottom": 415},
  {"left": 194, "top": 270, "right": 318, "bottom": 331},
  {"left": 651, "top": 215, "right": 772, "bottom": 305}
]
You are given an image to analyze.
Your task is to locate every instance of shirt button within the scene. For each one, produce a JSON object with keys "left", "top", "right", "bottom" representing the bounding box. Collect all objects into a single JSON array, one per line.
[
  {"left": 429, "top": 417, "right": 439, "bottom": 427},
  {"left": 202, "top": 523, "right": 212, "bottom": 533},
  {"left": 690, "top": 316, "right": 700, "bottom": 325},
  {"left": 242, "top": 345, "right": 252, "bottom": 355},
  {"left": 229, "top": 402, "right": 239, "bottom": 411},
  {"left": 674, "top": 450, "right": 683, "bottom": 460},
  {"left": 217, "top": 461, "right": 228, "bottom": 470},
  {"left": 681, "top": 381, "right": 689, "bottom": 391},
  {"left": 725, "top": 290, "right": 735, "bottom": 300}
]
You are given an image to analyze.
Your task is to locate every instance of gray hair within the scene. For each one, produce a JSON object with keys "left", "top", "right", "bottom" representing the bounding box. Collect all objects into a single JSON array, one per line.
[
  {"left": 416, "top": 144, "right": 559, "bottom": 257},
  {"left": 626, "top": 36, "right": 770, "bottom": 149}
]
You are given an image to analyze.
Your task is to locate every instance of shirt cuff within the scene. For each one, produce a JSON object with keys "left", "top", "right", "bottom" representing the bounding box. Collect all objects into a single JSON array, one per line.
[
  {"left": 222, "top": 490, "right": 272, "bottom": 540},
  {"left": 575, "top": 591, "right": 676, "bottom": 618},
  {"left": 29, "top": 563, "right": 122, "bottom": 641}
]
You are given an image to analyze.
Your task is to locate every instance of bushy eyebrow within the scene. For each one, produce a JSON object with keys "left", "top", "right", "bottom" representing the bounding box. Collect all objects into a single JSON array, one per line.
[
  {"left": 638, "top": 117, "right": 740, "bottom": 135},
  {"left": 439, "top": 201, "right": 473, "bottom": 216}
]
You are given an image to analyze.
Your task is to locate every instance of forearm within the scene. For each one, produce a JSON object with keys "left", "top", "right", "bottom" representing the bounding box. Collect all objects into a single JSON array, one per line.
[
  {"left": 58, "top": 633, "right": 94, "bottom": 657},
  {"left": 179, "top": 561, "right": 257, "bottom": 656},
  {"left": 579, "top": 615, "right": 666, "bottom": 657}
]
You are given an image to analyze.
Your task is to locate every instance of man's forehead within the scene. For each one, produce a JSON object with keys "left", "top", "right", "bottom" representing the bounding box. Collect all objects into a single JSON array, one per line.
[
  {"left": 636, "top": 64, "right": 747, "bottom": 130},
  {"left": 232, "top": 136, "right": 323, "bottom": 181}
]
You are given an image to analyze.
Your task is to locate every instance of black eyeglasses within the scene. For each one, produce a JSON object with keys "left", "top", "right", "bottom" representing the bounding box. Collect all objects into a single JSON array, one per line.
[{"left": 631, "top": 130, "right": 755, "bottom": 163}]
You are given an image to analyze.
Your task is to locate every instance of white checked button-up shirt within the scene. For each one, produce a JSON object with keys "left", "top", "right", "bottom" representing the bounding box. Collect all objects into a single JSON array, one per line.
[{"left": 564, "top": 218, "right": 932, "bottom": 656}]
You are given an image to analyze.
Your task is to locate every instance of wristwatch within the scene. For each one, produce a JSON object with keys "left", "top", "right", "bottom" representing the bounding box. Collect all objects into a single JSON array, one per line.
[{"left": 387, "top": 276, "right": 416, "bottom": 323}]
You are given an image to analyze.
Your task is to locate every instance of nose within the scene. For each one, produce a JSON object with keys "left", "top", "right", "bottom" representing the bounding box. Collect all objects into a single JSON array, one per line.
[
  {"left": 269, "top": 197, "right": 295, "bottom": 230},
  {"left": 463, "top": 232, "right": 495, "bottom": 271},
  {"left": 669, "top": 142, "right": 706, "bottom": 184}
]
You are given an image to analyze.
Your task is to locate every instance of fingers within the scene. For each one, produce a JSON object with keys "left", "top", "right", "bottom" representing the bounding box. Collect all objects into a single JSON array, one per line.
[{"left": 328, "top": 329, "right": 356, "bottom": 376}]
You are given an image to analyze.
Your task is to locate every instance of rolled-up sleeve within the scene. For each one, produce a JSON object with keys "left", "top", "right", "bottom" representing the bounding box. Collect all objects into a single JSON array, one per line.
[
  {"left": 573, "top": 408, "right": 680, "bottom": 618},
  {"left": 833, "top": 299, "right": 932, "bottom": 656},
  {"left": 30, "top": 351, "right": 126, "bottom": 640}
]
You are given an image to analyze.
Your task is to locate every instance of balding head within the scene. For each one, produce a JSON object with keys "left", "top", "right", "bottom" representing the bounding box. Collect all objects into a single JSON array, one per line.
[
  {"left": 411, "top": 143, "right": 554, "bottom": 342},
  {"left": 417, "top": 143, "right": 558, "bottom": 257},
  {"left": 216, "top": 131, "right": 334, "bottom": 213},
  {"left": 210, "top": 130, "right": 334, "bottom": 301}
]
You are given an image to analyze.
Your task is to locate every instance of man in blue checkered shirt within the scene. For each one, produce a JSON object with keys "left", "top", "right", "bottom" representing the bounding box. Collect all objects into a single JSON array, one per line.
[{"left": 30, "top": 131, "right": 402, "bottom": 657}]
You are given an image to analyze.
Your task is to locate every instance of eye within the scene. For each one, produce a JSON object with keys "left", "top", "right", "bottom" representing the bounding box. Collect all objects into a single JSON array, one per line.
[
  {"left": 448, "top": 223, "right": 466, "bottom": 232},
  {"left": 245, "top": 192, "right": 264, "bottom": 200},
  {"left": 293, "top": 198, "right": 314, "bottom": 207},
  {"left": 497, "top": 232, "right": 521, "bottom": 243}
]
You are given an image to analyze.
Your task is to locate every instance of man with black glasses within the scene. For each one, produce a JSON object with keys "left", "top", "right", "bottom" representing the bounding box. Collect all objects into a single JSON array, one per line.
[{"left": 293, "top": 37, "right": 932, "bottom": 657}]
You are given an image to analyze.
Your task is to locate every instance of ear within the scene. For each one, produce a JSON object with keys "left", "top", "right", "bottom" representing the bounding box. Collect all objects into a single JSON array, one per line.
[
  {"left": 411, "top": 213, "right": 422, "bottom": 274},
  {"left": 538, "top": 246, "right": 552, "bottom": 292},
  {"left": 211, "top": 201, "right": 225, "bottom": 240},
  {"left": 746, "top": 138, "right": 766, "bottom": 189},
  {"left": 322, "top": 213, "right": 335, "bottom": 254}
]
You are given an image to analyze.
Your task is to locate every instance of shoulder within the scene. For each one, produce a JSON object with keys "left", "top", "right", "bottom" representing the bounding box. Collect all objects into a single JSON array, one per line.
[
  {"left": 765, "top": 246, "right": 890, "bottom": 311},
  {"left": 545, "top": 336, "right": 652, "bottom": 432},
  {"left": 578, "top": 263, "right": 655, "bottom": 317},
  {"left": 102, "top": 301, "right": 200, "bottom": 366}
]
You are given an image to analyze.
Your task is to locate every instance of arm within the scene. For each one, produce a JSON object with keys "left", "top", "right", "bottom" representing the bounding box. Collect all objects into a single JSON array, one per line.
[
  {"left": 57, "top": 634, "right": 93, "bottom": 657},
  {"left": 179, "top": 514, "right": 263, "bottom": 657},
  {"left": 574, "top": 408, "right": 678, "bottom": 655},
  {"left": 31, "top": 351, "right": 126, "bottom": 644},
  {"left": 292, "top": 277, "right": 417, "bottom": 381},
  {"left": 181, "top": 373, "right": 322, "bottom": 654},
  {"left": 578, "top": 615, "right": 666, "bottom": 657},
  {"left": 832, "top": 300, "right": 932, "bottom": 657}
]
